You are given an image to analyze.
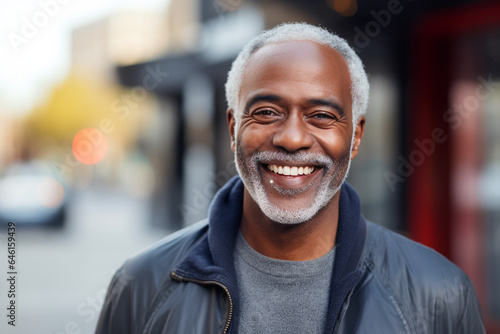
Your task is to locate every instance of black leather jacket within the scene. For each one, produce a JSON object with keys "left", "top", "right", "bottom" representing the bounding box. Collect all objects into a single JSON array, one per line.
[{"left": 96, "top": 177, "right": 485, "bottom": 334}]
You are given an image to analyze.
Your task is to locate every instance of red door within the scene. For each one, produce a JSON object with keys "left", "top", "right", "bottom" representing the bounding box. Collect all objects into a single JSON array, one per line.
[{"left": 409, "top": 2, "right": 500, "bottom": 332}]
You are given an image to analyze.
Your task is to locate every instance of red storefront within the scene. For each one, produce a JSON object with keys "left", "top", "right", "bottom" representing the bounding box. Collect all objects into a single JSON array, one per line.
[{"left": 409, "top": 2, "right": 500, "bottom": 332}]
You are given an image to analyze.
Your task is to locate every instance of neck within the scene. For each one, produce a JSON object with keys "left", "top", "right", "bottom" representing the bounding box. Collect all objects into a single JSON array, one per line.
[{"left": 240, "top": 188, "right": 340, "bottom": 261}]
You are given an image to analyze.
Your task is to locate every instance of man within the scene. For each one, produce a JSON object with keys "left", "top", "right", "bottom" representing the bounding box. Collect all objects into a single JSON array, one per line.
[{"left": 96, "top": 23, "right": 485, "bottom": 333}]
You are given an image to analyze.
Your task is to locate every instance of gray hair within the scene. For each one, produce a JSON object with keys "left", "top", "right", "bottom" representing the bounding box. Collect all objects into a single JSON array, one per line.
[{"left": 225, "top": 22, "right": 369, "bottom": 130}]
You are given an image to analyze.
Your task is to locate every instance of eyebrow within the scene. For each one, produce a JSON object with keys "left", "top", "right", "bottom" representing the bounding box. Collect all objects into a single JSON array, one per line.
[
  {"left": 244, "top": 94, "right": 282, "bottom": 114},
  {"left": 243, "top": 94, "right": 345, "bottom": 118},
  {"left": 307, "top": 98, "right": 345, "bottom": 118}
]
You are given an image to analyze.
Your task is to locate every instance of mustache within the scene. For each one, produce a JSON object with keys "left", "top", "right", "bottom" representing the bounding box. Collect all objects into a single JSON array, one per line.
[{"left": 250, "top": 151, "right": 334, "bottom": 169}]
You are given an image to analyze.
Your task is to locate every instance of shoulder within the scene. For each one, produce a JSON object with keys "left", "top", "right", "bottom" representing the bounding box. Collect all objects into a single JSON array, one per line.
[
  {"left": 96, "top": 220, "right": 209, "bottom": 333},
  {"left": 361, "top": 221, "right": 479, "bottom": 331},
  {"left": 107, "top": 219, "right": 210, "bottom": 306},
  {"left": 364, "top": 221, "right": 466, "bottom": 285},
  {"left": 119, "top": 219, "right": 209, "bottom": 288}
]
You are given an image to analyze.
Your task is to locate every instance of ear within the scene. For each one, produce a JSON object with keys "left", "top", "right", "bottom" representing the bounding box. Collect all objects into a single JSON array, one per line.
[
  {"left": 350, "top": 116, "right": 365, "bottom": 160},
  {"left": 227, "top": 108, "right": 236, "bottom": 152}
]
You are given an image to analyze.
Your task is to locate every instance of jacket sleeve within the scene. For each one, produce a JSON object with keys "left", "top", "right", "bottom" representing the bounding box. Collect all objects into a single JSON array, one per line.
[
  {"left": 455, "top": 277, "right": 486, "bottom": 334},
  {"left": 95, "top": 266, "right": 136, "bottom": 334}
]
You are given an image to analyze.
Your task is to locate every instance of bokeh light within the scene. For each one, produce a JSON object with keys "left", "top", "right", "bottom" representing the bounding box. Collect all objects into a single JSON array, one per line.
[
  {"left": 328, "top": 0, "right": 358, "bottom": 17},
  {"left": 72, "top": 128, "right": 108, "bottom": 165},
  {"left": 37, "top": 177, "right": 65, "bottom": 208}
]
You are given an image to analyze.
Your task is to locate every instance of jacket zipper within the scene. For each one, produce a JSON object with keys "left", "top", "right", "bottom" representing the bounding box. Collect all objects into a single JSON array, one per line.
[
  {"left": 170, "top": 272, "right": 233, "bottom": 334},
  {"left": 332, "top": 289, "right": 355, "bottom": 333}
]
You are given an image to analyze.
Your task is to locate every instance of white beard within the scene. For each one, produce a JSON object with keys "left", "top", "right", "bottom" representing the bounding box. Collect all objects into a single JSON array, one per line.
[{"left": 235, "top": 139, "right": 353, "bottom": 225}]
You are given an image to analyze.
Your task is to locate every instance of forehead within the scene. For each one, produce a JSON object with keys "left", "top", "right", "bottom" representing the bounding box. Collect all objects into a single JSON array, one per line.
[{"left": 239, "top": 40, "right": 352, "bottom": 112}]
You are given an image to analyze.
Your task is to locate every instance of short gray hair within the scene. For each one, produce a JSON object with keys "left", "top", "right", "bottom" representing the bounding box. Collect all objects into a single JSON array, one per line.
[{"left": 225, "top": 22, "right": 369, "bottom": 128}]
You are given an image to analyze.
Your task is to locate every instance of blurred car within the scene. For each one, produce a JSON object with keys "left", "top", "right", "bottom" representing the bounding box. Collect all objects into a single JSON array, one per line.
[{"left": 0, "top": 161, "right": 70, "bottom": 229}]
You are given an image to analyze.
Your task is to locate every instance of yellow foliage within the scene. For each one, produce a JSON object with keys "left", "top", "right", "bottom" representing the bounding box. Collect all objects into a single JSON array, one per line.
[
  {"left": 26, "top": 73, "right": 119, "bottom": 142},
  {"left": 24, "top": 72, "right": 155, "bottom": 153}
]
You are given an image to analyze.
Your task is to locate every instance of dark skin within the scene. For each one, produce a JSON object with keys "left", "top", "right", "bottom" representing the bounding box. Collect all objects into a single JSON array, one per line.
[{"left": 227, "top": 40, "right": 365, "bottom": 261}]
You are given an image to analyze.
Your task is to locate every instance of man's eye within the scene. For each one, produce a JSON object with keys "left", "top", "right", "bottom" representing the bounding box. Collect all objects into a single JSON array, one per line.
[
  {"left": 253, "top": 109, "right": 278, "bottom": 117},
  {"left": 311, "top": 113, "right": 336, "bottom": 120}
]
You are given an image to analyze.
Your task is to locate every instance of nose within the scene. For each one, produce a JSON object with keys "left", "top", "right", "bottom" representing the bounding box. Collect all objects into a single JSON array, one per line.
[{"left": 272, "top": 113, "right": 314, "bottom": 152}]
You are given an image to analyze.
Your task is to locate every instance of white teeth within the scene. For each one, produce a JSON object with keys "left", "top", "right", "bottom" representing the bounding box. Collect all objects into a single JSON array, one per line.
[{"left": 267, "top": 164, "right": 315, "bottom": 176}]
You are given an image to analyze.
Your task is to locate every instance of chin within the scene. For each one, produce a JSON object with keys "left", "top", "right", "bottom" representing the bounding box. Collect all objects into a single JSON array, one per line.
[
  {"left": 235, "top": 143, "right": 351, "bottom": 225},
  {"left": 242, "top": 166, "right": 345, "bottom": 225},
  {"left": 262, "top": 182, "right": 343, "bottom": 225}
]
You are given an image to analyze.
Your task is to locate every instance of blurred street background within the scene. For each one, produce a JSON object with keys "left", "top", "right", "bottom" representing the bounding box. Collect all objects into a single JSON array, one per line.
[
  {"left": 0, "top": 0, "right": 499, "bottom": 332},
  {"left": 0, "top": 186, "right": 162, "bottom": 333}
]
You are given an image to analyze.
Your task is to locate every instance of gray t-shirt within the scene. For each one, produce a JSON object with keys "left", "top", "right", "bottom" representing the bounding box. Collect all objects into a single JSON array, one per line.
[{"left": 234, "top": 230, "right": 335, "bottom": 334}]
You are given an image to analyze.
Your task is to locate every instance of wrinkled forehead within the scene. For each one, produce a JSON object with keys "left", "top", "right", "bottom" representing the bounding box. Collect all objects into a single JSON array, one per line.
[{"left": 238, "top": 40, "right": 353, "bottom": 113}]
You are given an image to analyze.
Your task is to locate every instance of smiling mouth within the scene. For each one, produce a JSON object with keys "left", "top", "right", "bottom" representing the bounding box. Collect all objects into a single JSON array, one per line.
[{"left": 266, "top": 164, "right": 316, "bottom": 176}]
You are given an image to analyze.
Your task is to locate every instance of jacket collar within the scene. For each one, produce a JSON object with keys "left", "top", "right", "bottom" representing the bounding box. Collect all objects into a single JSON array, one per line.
[{"left": 173, "top": 175, "right": 366, "bottom": 333}]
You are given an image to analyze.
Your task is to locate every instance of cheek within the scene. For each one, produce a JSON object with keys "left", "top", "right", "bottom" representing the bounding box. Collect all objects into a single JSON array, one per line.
[
  {"left": 317, "top": 131, "right": 351, "bottom": 157},
  {"left": 237, "top": 125, "right": 273, "bottom": 152}
]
